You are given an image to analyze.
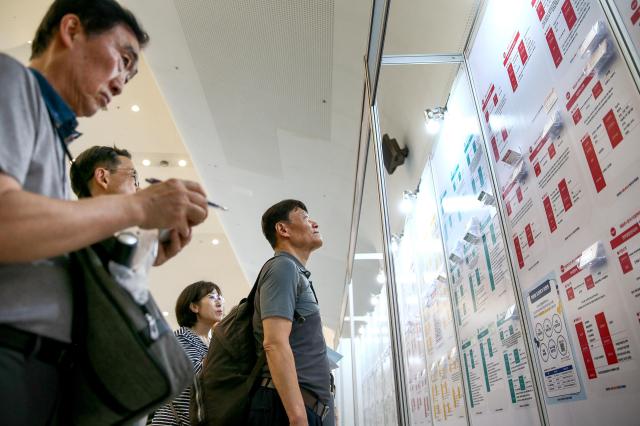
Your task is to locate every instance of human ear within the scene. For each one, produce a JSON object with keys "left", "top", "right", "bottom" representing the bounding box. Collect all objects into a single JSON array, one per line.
[
  {"left": 93, "top": 168, "right": 110, "bottom": 191},
  {"left": 189, "top": 302, "right": 199, "bottom": 314},
  {"left": 275, "top": 222, "right": 289, "bottom": 238},
  {"left": 58, "top": 14, "right": 83, "bottom": 48}
]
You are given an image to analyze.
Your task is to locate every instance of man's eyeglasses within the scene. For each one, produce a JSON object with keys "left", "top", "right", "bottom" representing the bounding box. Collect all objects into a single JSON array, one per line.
[
  {"left": 110, "top": 168, "right": 139, "bottom": 189},
  {"left": 208, "top": 293, "right": 224, "bottom": 304}
]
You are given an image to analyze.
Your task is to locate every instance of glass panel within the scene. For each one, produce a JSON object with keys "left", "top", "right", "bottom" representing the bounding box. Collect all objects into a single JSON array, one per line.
[
  {"left": 336, "top": 293, "right": 355, "bottom": 426},
  {"left": 376, "top": 61, "right": 470, "bottom": 426},
  {"left": 382, "top": 1, "right": 480, "bottom": 56},
  {"left": 351, "top": 134, "right": 398, "bottom": 426}
]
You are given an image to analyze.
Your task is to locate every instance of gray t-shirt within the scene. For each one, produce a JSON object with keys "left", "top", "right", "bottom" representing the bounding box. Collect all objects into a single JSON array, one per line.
[
  {"left": 253, "top": 251, "right": 332, "bottom": 405},
  {"left": 0, "top": 54, "right": 73, "bottom": 342}
]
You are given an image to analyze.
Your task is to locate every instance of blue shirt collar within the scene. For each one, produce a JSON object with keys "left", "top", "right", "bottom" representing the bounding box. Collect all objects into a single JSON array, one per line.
[{"left": 29, "top": 68, "right": 81, "bottom": 143}]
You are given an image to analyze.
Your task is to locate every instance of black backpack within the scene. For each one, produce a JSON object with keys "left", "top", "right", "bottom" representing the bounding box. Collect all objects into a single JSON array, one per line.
[{"left": 189, "top": 258, "right": 274, "bottom": 425}]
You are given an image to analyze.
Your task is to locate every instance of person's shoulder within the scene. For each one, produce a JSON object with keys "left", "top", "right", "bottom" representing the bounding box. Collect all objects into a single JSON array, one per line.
[
  {"left": 264, "top": 255, "right": 298, "bottom": 276},
  {"left": 0, "top": 53, "right": 31, "bottom": 80},
  {"left": 0, "top": 54, "right": 38, "bottom": 98},
  {"left": 174, "top": 326, "right": 197, "bottom": 343}
]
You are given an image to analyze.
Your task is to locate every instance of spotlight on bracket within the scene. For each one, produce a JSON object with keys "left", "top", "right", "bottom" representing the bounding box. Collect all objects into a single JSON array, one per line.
[{"left": 424, "top": 106, "right": 447, "bottom": 134}]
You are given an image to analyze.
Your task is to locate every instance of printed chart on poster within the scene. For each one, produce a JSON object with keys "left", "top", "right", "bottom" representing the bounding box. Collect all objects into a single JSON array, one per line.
[
  {"left": 354, "top": 288, "right": 398, "bottom": 426},
  {"left": 394, "top": 225, "right": 434, "bottom": 426},
  {"left": 467, "top": 0, "right": 640, "bottom": 424},
  {"left": 431, "top": 69, "right": 540, "bottom": 426},
  {"left": 413, "top": 169, "right": 468, "bottom": 426}
]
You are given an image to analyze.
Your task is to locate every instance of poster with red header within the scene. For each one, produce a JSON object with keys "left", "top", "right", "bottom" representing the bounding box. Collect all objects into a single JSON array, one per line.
[{"left": 467, "top": 0, "right": 640, "bottom": 424}]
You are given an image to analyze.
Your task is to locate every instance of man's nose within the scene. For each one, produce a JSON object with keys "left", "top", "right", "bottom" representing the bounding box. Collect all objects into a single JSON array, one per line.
[{"left": 109, "top": 74, "right": 125, "bottom": 96}]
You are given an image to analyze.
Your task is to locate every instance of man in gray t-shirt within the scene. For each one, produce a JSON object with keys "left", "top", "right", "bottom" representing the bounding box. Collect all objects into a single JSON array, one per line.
[
  {"left": 0, "top": 2, "right": 209, "bottom": 424},
  {"left": 249, "top": 199, "right": 333, "bottom": 426}
]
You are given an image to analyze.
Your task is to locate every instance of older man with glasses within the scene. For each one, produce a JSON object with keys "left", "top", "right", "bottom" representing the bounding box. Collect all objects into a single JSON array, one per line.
[
  {"left": 70, "top": 145, "right": 179, "bottom": 266},
  {"left": 0, "top": 1, "right": 208, "bottom": 424}
]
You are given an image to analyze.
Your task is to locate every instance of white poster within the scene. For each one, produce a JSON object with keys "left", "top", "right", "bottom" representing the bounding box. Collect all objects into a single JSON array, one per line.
[
  {"left": 467, "top": 0, "right": 640, "bottom": 424},
  {"left": 525, "top": 274, "right": 584, "bottom": 400},
  {"left": 417, "top": 170, "right": 468, "bottom": 426},
  {"left": 431, "top": 69, "right": 540, "bottom": 426}
]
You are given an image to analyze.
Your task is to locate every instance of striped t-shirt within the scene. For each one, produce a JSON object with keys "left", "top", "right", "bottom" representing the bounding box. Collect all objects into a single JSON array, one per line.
[{"left": 151, "top": 327, "right": 209, "bottom": 425}]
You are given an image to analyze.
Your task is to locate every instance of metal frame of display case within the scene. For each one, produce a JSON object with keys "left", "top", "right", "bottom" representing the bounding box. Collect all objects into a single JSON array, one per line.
[
  {"left": 370, "top": 101, "right": 411, "bottom": 426},
  {"left": 600, "top": 0, "right": 640, "bottom": 90}
]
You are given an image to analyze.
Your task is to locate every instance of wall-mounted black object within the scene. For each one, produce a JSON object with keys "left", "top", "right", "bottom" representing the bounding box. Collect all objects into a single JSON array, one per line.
[{"left": 381, "top": 134, "right": 409, "bottom": 174}]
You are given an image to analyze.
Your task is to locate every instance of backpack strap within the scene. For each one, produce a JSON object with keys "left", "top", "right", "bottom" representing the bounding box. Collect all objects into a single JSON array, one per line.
[{"left": 247, "top": 256, "right": 277, "bottom": 307}]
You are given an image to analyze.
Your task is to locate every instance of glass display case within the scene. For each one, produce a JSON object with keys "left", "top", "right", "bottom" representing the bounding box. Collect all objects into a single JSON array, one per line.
[
  {"left": 337, "top": 1, "right": 640, "bottom": 425},
  {"left": 349, "top": 134, "right": 398, "bottom": 426}
]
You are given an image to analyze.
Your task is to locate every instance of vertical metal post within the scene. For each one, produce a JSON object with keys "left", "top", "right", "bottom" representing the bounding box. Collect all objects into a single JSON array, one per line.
[
  {"left": 461, "top": 58, "right": 549, "bottom": 426},
  {"left": 348, "top": 282, "right": 360, "bottom": 426},
  {"left": 370, "top": 103, "right": 411, "bottom": 426}
]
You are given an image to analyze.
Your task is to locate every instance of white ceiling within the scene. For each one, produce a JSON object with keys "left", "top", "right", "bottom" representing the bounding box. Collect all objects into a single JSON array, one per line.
[{"left": 119, "top": 0, "right": 372, "bottom": 330}]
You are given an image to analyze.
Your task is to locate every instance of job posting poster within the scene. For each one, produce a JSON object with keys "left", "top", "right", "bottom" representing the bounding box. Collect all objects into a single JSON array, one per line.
[
  {"left": 431, "top": 70, "right": 540, "bottom": 426},
  {"left": 468, "top": 0, "right": 640, "bottom": 424}
]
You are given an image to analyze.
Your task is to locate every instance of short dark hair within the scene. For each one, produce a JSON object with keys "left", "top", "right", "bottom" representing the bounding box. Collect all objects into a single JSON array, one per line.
[
  {"left": 175, "top": 281, "right": 222, "bottom": 328},
  {"left": 70, "top": 145, "right": 131, "bottom": 198},
  {"left": 261, "top": 199, "right": 308, "bottom": 248},
  {"left": 31, "top": 0, "right": 149, "bottom": 59}
]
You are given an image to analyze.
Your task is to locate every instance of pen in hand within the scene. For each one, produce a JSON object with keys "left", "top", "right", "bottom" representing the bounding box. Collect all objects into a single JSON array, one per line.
[{"left": 145, "top": 178, "right": 229, "bottom": 211}]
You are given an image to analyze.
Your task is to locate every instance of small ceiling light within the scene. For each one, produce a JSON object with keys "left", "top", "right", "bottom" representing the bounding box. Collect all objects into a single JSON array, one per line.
[
  {"left": 424, "top": 106, "right": 447, "bottom": 134},
  {"left": 178, "top": 159, "right": 188, "bottom": 167},
  {"left": 162, "top": 311, "right": 169, "bottom": 317},
  {"left": 376, "top": 269, "right": 386, "bottom": 284},
  {"left": 390, "top": 234, "right": 402, "bottom": 253},
  {"left": 27, "top": 40, "right": 32, "bottom": 45},
  {"left": 400, "top": 190, "right": 417, "bottom": 214},
  {"left": 211, "top": 238, "right": 220, "bottom": 246},
  {"left": 131, "top": 104, "right": 140, "bottom": 112},
  {"left": 141, "top": 159, "right": 151, "bottom": 167}
]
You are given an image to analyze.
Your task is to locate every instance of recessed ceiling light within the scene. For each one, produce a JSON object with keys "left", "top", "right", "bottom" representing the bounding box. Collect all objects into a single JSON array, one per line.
[
  {"left": 178, "top": 159, "right": 187, "bottom": 167},
  {"left": 131, "top": 104, "right": 140, "bottom": 112},
  {"left": 162, "top": 311, "right": 169, "bottom": 317},
  {"left": 27, "top": 40, "right": 32, "bottom": 45},
  {"left": 142, "top": 159, "right": 151, "bottom": 166},
  {"left": 211, "top": 239, "right": 220, "bottom": 246}
]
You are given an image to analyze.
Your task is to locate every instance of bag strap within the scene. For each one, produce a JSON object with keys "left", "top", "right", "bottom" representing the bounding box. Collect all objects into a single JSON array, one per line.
[{"left": 247, "top": 256, "right": 277, "bottom": 307}]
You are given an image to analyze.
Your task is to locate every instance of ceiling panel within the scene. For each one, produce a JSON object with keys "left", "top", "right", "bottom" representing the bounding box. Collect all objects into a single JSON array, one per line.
[
  {"left": 383, "top": 0, "right": 481, "bottom": 55},
  {"left": 123, "top": 0, "right": 372, "bottom": 329}
]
